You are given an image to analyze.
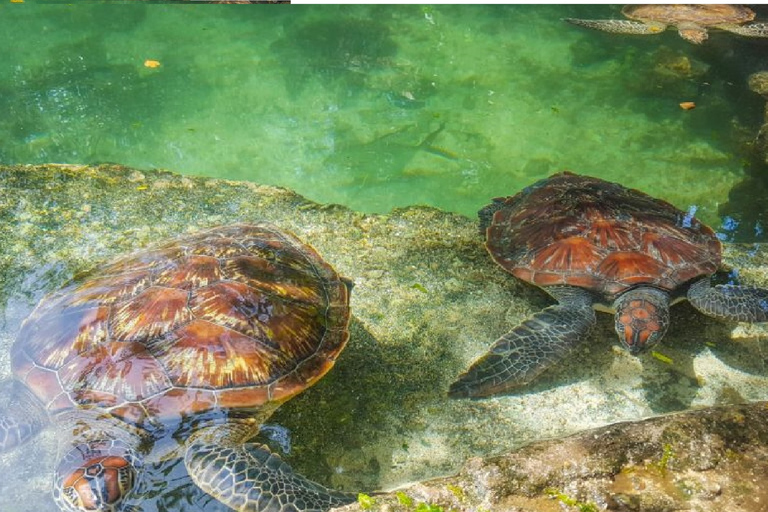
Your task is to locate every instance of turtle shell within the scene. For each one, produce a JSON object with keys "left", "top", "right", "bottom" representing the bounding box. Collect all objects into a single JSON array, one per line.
[
  {"left": 11, "top": 224, "right": 351, "bottom": 428},
  {"left": 622, "top": 4, "right": 755, "bottom": 26},
  {"left": 480, "top": 172, "right": 721, "bottom": 299}
]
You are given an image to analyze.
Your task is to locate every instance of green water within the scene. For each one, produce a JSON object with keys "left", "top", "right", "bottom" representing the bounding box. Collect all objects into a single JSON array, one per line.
[
  {"left": 2, "top": 4, "right": 768, "bottom": 511},
  {"left": 2, "top": 4, "right": 767, "bottom": 239}
]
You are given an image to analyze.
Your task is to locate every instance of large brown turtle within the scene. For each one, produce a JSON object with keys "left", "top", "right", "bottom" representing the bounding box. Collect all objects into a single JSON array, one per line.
[
  {"left": 0, "top": 224, "right": 355, "bottom": 511},
  {"left": 449, "top": 172, "right": 768, "bottom": 399},
  {"left": 565, "top": 5, "right": 768, "bottom": 45}
]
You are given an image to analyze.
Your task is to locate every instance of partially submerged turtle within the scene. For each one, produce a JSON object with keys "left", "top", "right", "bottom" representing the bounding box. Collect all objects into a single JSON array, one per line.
[
  {"left": 565, "top": 5, "right": 768, "bottom": 44},
  {"left": 0, "top": 224, "right": 354, "bottom": 511},
  {"left": 449, "top": 172, "right": 768, "bottom": 399}
]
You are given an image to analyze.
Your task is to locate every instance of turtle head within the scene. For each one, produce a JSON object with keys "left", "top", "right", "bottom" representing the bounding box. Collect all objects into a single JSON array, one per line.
[
  {"left": 613, "top": 287, "right": 671, "bottom": 355},
  {"left": 54, "top": 439, "right": 139, "bottom": 512}
]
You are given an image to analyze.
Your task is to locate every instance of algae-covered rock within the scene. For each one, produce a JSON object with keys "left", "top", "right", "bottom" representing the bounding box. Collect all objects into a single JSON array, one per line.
[
  {"left": 748, "top": 71, "right": 768, "bottom": 167},
  {"left": 335, "top": 401, "right": 768, "bottom": 512},
  {"left": 0, "top": 164, "right": 767, "bottom": 511},
  {"left": 748, "top": 71, "right": 768, "bottom": 97}
]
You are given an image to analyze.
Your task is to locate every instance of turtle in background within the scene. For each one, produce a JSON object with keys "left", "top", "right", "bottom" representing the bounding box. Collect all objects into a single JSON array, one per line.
[
  {"left": 565, "top": 5, "right": 768, "bottom": 45},
  {"left": 449, "top": 172, "right": 768, "bottom": 399},
  {"left": 0, "top": 223, "right": 355, "bottom": 511}
]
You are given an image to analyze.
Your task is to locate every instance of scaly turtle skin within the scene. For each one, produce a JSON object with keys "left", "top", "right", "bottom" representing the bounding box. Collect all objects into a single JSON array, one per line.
[
  {"left": 449, "top": 172, "right": 768, "bottom": 399},
  {"left": 565, "top": 5, "right": 768, "bottom": 44},
  {"left": 0, "top": 224, "right": 355, "bottom": 511}
]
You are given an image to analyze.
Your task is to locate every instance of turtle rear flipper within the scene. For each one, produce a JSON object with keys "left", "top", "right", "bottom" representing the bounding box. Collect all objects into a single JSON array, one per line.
[
  {"left": 449, "top": 286, "right": 596, "bottom": 399},
  {"left": 0, "top": 380, "right": 47, "bottom": 451},
  {"left": 719, "top": 22, "right": 768, "bottom": 38},
  {"left": 564, "top": 18, "right": 667, "bottom": 35},
  {"left": 186, "top": 423, "right": 355, "bottom": 512},
  {"left": 687, "top": 278, "right": 768, "bottom": 323}
]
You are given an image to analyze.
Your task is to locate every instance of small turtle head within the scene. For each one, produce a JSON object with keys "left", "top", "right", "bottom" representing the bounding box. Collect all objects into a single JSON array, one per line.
[
  {"left": 613, "top": 287, "right": 671, "bottom": 354},
  {"left": 54, "top": 439, "right": 139, "bottom": 512}
]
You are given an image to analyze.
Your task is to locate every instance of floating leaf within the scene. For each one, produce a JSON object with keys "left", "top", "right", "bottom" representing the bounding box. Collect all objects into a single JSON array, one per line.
[{"left": 651, "top": 351, "right": 673, "bottom": 364}]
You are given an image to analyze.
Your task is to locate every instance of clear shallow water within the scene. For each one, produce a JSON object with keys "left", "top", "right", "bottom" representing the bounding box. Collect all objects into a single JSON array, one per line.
[
  {"left": 1, "top": 4, "right": 768, "bottom": 239},
  {"left": 2, "top": 4, "right": 768, "bottom": 511}
]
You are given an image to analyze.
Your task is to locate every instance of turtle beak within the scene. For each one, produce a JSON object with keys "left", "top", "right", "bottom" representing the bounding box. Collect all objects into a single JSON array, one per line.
[{"left": 622, "top": 325, "right": 654, "bottom": 355}]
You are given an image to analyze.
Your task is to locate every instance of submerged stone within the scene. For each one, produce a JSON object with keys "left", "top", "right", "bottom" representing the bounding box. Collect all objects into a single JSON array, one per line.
[{"left": 0, "top": 164, "right": 767, "bottom": 511}]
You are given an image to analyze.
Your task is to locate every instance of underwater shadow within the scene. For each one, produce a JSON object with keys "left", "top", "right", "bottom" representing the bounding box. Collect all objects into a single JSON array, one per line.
[
  {"left": 269, "top": 16, "right": 398, "bottom": 98},
  {"left": 269, "top": 315, "right": 463, "bottom": 493},
  {"left": 639, "top": 299, "right": 768, "bottom": 414},
  {"left": 638, "top": 302, "right": 722, "bottom": 414}
]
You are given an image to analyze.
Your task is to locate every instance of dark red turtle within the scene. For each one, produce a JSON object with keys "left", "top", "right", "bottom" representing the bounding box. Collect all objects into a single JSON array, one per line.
[
  {"left": 449, "top": 172, "right": 768, "bottom": 398},
  {"left": 0, "top": 223, "right": 354, "bottom": 512}
]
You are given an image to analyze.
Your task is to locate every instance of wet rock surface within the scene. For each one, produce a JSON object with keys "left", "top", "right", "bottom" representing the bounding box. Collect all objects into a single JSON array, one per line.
[
  {"left": 1, "top": 164, "right": 767, "bottom": 511},
  {"left": 335, "top": 401, "right": 768, "bottom": 512}
]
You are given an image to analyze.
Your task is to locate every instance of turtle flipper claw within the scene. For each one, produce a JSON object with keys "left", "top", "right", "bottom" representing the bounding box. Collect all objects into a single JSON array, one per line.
[
  {"left": 449, "top": 288, "right": 596, "bottom": 399},
  {"left": 564, "top": 18, "right": 666, "bottom": 35}
]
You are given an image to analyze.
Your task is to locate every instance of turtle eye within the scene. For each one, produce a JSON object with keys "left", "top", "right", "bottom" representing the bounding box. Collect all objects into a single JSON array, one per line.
[{"left": 56, "top": 449, "right": 136, "bottom": 512}]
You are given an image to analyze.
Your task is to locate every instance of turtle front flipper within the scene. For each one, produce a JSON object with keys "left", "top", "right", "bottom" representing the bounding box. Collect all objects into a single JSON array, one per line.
[
  {"left": 449, "top": 286, "right": 596, "bottom": 399},
  {"left": 718, "top": 22, "right": 768, "bottom": 38},
  {"left": 687, "top": 278, "right": 768, "bottom": 323},
  {"left": 564, "top": 18, "right": 667, "bottom": 36},
  {"left": 185, "top": 423, "right": 356, "bottom": 512},
  {"left": 0, "top": 380, "right": 47, "bottom": 451}
]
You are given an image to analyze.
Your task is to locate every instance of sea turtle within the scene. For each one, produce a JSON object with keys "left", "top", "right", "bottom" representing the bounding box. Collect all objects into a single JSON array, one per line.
[
  {"left": 0, "top": 223, "right": 355, "bottom": 511},
  {"left": 565, "top": 5, "right": 768, "bottom": 45},
  {"left": 449, "top": 172, "right": 768, "bottom": 399}
]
